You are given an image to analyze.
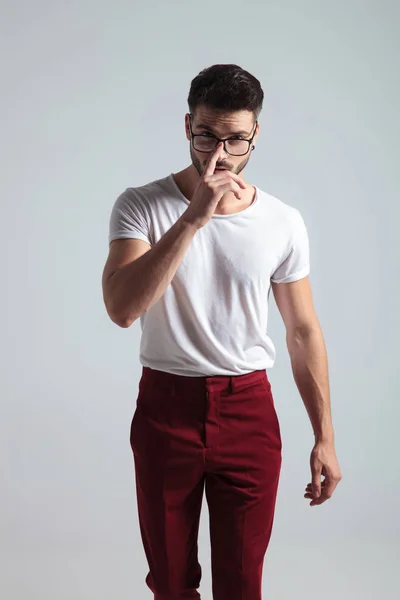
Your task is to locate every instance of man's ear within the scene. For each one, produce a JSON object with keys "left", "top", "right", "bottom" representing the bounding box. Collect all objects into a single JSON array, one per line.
[{"left": 185, "top": 113, "right": 191, "bottom": 141}]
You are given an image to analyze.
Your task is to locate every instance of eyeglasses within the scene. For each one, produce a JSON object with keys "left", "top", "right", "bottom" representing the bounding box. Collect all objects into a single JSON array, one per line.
[{"left": 189, "top": 114, "right": 258, "bottom": 156}]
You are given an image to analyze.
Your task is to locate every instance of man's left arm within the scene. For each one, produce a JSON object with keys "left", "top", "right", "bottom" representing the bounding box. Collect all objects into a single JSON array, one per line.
[{"left": 272, "top": 276, "right": 342, "bottom": 506}]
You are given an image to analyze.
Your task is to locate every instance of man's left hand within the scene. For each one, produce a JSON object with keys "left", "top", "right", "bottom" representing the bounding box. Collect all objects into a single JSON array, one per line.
[{"left": 304, "top": 441, "right": 342, "bottom": 506}]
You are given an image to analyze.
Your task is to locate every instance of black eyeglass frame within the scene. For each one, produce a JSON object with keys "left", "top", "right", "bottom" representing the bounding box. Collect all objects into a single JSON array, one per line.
[{"left": 188, "top": 113, "right": 258, "bottom": 156}]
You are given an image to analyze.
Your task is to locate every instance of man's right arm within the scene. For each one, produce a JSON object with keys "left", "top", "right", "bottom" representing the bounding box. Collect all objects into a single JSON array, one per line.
[
  {"left": 103, "top": 143, "right": 246, "bottom": 328},
  {"left": 102, "top": 213, "right": 199, "bottom": 328}
]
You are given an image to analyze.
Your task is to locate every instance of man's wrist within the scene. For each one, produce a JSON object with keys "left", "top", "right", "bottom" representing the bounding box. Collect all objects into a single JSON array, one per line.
[{"left": 314, "top": 430, "right": 335, "bottom": 444}]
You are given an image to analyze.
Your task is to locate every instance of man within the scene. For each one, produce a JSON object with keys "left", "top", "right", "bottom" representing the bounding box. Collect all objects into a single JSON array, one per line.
[{"left": 102, "top": 64, "right": 342, "bottom": 600}]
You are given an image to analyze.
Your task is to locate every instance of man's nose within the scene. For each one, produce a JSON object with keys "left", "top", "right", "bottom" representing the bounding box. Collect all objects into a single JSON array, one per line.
[{"left": 217, "top": 142, "right": 229, "bottom": 158}]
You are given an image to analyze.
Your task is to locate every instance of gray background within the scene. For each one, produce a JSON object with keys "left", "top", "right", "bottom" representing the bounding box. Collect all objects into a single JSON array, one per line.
[{"left": 1, "top": 0, "right": 399, "bottom": 598}]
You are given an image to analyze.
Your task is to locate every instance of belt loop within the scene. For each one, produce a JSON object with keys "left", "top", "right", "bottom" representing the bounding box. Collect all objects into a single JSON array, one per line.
[{"left": 228, "top": 376, "right": 234, "bottom": 394}]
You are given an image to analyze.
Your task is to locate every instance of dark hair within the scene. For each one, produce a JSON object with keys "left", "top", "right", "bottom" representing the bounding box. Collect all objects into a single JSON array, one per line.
[{"left": 188, "top": 64, "right": 264, "bottom": 119}]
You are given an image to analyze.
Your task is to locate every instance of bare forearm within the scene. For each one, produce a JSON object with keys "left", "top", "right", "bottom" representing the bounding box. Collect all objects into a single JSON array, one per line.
[
  {"left": 107, "top": 214, "right": 198, "bottom": 327},
  {"left": 287, "top": 326, "right": 334, "bottom": 442}
]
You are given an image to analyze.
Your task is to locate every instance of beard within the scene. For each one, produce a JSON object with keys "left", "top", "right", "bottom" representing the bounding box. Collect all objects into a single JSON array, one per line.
[{"left": 190, "top": 146, "right": 251, "bottom": 177}]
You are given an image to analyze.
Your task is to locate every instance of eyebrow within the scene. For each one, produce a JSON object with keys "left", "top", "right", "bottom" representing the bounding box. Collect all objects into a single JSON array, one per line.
[{"left": 194, "top": 123, "right": 251, "bottom": 137}]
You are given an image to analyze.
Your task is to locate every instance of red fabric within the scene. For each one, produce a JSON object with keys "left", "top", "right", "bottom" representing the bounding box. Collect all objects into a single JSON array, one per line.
[{"left": 130, "top": 366, "right": 282, "bottom": 600}]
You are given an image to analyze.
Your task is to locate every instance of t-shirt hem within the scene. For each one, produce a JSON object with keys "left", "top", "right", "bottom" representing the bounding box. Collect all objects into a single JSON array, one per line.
[
  {"left": 109, "top": 232, "right": 150, "bottom": 244},
  {"left": 271, "top": 266, "right": 310, "bottom": 284}
]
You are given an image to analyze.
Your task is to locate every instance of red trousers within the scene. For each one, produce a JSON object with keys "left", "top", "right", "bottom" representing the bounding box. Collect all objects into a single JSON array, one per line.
[{"left": 130, "top": 366, "right": 282, "bottom": 600}]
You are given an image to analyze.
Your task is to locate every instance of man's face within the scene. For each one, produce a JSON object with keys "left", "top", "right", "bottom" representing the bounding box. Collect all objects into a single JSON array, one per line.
[{"left": 185, "top": 106, "right": 259, "bottom": 177}]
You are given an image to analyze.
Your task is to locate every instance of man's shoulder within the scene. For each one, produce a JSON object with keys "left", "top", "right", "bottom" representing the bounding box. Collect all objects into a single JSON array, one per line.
[
  {"left": 116, "top": 174, "right": 173, "bottom": 209},
  {"left": 256, "top": 186, "right": 303, "bottom": 224}
]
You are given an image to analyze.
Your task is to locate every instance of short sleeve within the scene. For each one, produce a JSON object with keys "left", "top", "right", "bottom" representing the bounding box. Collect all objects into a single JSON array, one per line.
[
  {"left": 271, "top": 209, "right": 310, "bottom": 283},
  {"left": 108, "top": 188, "right": 151, "bottom": 245}
]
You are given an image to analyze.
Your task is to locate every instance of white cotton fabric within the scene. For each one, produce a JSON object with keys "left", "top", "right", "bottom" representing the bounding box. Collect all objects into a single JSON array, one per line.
[{"left": 109, "top": 173, "right": 310, "bottom": 376}]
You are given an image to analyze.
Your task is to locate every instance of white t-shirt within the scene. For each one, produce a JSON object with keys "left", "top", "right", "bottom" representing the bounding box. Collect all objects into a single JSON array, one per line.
[{"left": 109, "top": 173, "right": 310, "bottom": 377}]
